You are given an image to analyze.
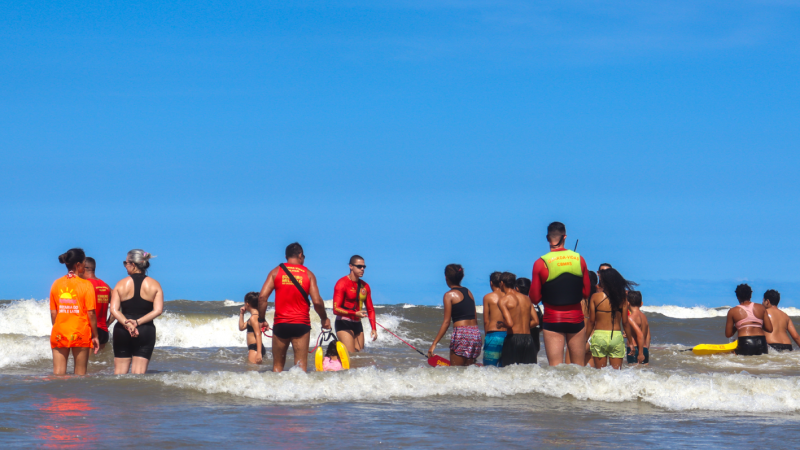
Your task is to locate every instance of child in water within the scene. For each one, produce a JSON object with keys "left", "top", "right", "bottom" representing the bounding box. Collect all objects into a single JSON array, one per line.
[
  {"left": 238, "top": 292, "right": 264, "bottom": 364},
  {"left": 322, "top": 342, "right": 343, "bottom": 371}
]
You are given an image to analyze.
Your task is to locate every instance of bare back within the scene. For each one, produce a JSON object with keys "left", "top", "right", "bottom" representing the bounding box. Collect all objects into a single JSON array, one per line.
[
  {"left": 114, "top": 276, "right": 161, "bottom": 303},
  {"left": 628, "top": 308, "right": 650, "bottom": 348},
  {"left": 483, "top": 290, "right": 504, "bottom": 333},
  {"left": 728, "top": 302, "right": 768, "bottom": 337},
  {"left": 499, "top": 291, "right": 532, "bottom": 335},
  {"left": 764, "top": 307, "right": 792, "bottom": 344},
  {"left": 590, "top": 293, "right": 624, "bottom": 332}
]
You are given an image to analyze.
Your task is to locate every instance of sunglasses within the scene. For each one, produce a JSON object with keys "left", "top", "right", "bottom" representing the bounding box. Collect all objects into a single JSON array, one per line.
[
  {"left": 122, "top": 261, "right": 131, "bottom": 267},
  {"left": 352, "top": 264, "right": 367, "bottom": 270}
]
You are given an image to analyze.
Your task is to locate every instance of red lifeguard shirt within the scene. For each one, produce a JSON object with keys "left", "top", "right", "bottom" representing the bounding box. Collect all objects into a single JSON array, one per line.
[
  {"left": 86, "top": 278, "right": 111, "bottom": 332},
  {"left": 530, "top": 248, "right": 591, "bottom": 324},
  {"left": 333, "top": 276, "right": 376, "bottom": 330},
  {"left": 273, "top": 264, "right": 311, "bottom": 326}
]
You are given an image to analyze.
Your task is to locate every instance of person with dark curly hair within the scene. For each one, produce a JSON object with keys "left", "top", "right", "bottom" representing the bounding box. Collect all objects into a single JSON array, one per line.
[{"left": 725, "top": 283, "right": 773, "bottom": 355}]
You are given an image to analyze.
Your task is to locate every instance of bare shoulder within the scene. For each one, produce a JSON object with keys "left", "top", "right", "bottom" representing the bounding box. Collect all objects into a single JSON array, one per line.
[
  {"left": 143, "top": 277, "right": 162, "bottom": 289},
  {"left": 444, "top": 289, "right": 460, "bottom": 302},
  {"left": 114, "top": 276, "right": 132, "bottom": 290},
  {"left": 483, "top": 292, "right": 499, "bottom": 303}
]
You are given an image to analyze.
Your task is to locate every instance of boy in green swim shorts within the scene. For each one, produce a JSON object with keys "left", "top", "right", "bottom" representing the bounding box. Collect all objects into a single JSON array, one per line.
[{"left": 587, "top": 268, "right": 644, "bottom": 369}]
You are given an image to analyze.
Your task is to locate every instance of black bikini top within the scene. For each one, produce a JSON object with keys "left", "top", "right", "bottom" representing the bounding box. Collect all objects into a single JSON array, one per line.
[{"left": 450, "top": 287, "right": 477, "bottom": 322}]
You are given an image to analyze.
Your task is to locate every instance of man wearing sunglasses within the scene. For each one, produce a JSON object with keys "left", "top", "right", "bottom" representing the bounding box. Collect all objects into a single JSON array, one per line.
[{"left": 332, "top": 255, "right": 377, "bottom": 353}]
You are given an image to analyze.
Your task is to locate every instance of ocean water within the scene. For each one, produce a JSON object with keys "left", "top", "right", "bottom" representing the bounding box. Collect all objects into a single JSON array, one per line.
[{"left": 1, "top": 299, "right": 800, "bottom": 448}]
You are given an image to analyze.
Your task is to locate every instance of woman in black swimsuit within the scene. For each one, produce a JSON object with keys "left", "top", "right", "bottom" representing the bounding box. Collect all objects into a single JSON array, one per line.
[
  {"left": 239, "top": 292, "right": 265, "bottom": 363},
  {"left": 109, "top": 249, "right": 164, "bottom": 374}
]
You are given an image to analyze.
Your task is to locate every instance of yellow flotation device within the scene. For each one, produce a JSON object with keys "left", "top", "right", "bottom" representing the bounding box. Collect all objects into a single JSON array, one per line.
[
  {"left": 336, "top": 341, "right": 350, "bottom": 370},
  {"left": 313, "top": 338, "right": 350, "bottom": 371},
  {"left": 692, "top": 341, "right": 738, "bottom": 355}
]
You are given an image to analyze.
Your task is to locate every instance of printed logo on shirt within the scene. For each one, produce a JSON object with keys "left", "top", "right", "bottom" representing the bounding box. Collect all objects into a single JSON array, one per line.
[
  {"left": 281, "top": 275, "right": 304, "bottom": 285},
  {"left": 58, "top": 288, "right": 80, "bottom": 314}
]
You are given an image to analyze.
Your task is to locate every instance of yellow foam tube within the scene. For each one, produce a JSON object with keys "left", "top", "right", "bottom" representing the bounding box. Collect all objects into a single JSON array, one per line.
[
  {"left": 692, "top": 341, "right": 738, "bottom": 355},
  {"left": 336, "top": 341, "right": 350, "bottom": 370},
  {"left": 314, "top": 346, "right": 324, "bottom": 371}
]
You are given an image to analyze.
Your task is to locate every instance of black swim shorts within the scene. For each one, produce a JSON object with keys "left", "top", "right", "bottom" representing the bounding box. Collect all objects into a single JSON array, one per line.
[
  {"left": 542, "top": 321, "right": 585, "bottom": 334},
  {"left": 736, "top": 336, "right": 768, "bottom": 356},
  {"left": 97, "top": 328, "right": 109, "bottom": 345},
  {"left": 112, "top": 321, "right": 156, "bottom": 359},
  {"left": 272, "top": 323, "right": 311, "bottom": 340},
  {"left": 335, "top": 318, "right": 364, "bottom": 335},
  {"left": 626, "top": 346, "right": 649, "bottom": 364},
  {"left": 768, "top": 343, "right": 793, "bottom": 352},
  {"left": 501, "top": 334, "right": 537, "bottom": 366}
]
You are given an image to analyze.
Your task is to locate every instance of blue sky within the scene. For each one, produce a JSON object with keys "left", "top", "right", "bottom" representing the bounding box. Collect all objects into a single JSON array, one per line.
[{"left": 2, "top": 1, "right": 799, "bottom": 306}]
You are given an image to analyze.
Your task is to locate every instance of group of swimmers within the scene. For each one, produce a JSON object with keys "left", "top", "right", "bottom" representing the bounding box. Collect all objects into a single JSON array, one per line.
[
  {"left": 47, "top": 221, "right": 799, "bottom": 375},
  {"left": 423, "top": 222, "right": 650, "bottom": 369},
  {"left": 726, "top": 284, "right": 800, "bottom": 355}
]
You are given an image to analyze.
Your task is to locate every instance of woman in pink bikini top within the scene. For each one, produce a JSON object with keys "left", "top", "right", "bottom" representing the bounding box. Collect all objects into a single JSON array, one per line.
[{"left": 725, "top": 284, "right": 773, "bottom": 356}]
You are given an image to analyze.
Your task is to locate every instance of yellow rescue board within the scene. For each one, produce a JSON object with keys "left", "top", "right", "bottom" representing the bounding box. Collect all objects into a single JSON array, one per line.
[
  {"left": 692, "top": 341, "right": 738, "bottom": 355},
  {"left": 313, "top": 342, "right": 351, "bottom": 371}
]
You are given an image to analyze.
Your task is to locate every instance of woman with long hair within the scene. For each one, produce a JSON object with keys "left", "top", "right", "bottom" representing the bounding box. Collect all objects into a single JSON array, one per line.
[
  {"left": 427, "top": 264, "right": 482, "bottom": 366},
  {"left": 109, "top": 249, "right": 164, "bottom": 374},
  {"left": 587, "top": 268, "right": 644, "bottom": 369},
  {"left": 49, "top": 248, "right": 100, "bottom": 375}
]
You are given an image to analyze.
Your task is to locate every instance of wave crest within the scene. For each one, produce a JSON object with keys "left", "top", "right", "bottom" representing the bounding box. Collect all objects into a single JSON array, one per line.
[{"left": 155, "top": 364, "right": 800, "bottom": 412}]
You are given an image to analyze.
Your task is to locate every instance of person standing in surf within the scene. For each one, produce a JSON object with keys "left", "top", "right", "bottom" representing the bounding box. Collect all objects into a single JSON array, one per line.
[
  {"left": 530, "top": 222, "right": 591, "bottom": 366},
  {"left": 515, "top": 277, "right": 541, "bottom": 359},
  {"left": 49, "top": 248, "right": 100, "bottom": 375},
  {"left": 332, "top": 255, "right": 377, "bottom": 353},
  {"left": 109, "top": 250, "right": 164, "bottom": 374},
  {"left": 239, "top": 292, "right": 264, "bottom": 363},
  {"left": 625, "top": 290, "right": 650, "bottom": 364},
  {"left": 482, "top": 272, "right": 506, "bottom": 366},
  {"left": 258, "top": 242, "right": 331, "bottom": 372},
  {"left": 427, "top": 264, "right": 481, "bottom": 366},
  {"left": 725, "top": 284, "right": 773, "bottom": 355},
  {"left": 587, "top": 268, "right": 643, "bottom": 369},
  {"left": 762, "top": 289, "right": 800, "bottom": 352},
  {"left": 81, "top": 257, "right": 113, "bottom": 351},
  {"left": 498, "top": 272, "right": 537, "bottom": 365}
]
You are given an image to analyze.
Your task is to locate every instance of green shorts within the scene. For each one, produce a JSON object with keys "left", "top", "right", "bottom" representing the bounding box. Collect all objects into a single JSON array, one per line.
[{"left": 590, "top": 329, "right": 625, "bottom": 359}]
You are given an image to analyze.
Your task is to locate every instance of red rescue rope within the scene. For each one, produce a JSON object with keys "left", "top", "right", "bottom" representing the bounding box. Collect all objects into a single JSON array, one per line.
[{"left": 376, "top": 321, "right": 426, "bottom": 357}]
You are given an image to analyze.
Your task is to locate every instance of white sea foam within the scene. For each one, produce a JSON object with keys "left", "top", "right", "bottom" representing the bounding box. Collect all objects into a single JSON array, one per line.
[
  {"left": 0, "top": 299, "right": 53, "bottom": 336},
  {"left": 155, "top": 364, "right": 800, "bottom": 412},
  {"left": 0, "top": 299, "right": 415, "bottom": 352},
  {"left": 222, "top": 300, "right": 242, "bottom": 307},
  {"left": 642, "top": 305, "right": 800, "bottom": 318},
  {"left": 401, "top": 304, "right": 416, "bottom": 308},
  {"left": 0, "top": 335, "right": 51, "bottom": 368},
  {"left": 641, "top": 305, "right": 730, "bottom": 318},
  {"left": 475, "top": 305, "right": 483, "bottom": 315}
]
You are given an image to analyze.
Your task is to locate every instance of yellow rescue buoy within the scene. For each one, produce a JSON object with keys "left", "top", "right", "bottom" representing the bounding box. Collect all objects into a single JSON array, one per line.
[
  {"left": 314, "top": 346, "right": 325, "bottom": 371},
  {"left": 336, "top": 341, "right": 350, "bottom": 370}
]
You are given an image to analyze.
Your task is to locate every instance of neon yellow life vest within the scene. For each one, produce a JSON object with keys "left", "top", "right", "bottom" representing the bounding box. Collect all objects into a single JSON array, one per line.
[
  {"left": 542, "top": 250, "right": 583, "bottom": 281},
  {"left": 540, "top": 249, "right": 584, "bottom": 306}
]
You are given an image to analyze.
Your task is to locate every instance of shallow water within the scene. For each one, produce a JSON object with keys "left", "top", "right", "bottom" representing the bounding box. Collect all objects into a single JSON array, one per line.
[{"left": 1, "top": 299, "right": 799, "bottom": 448}]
